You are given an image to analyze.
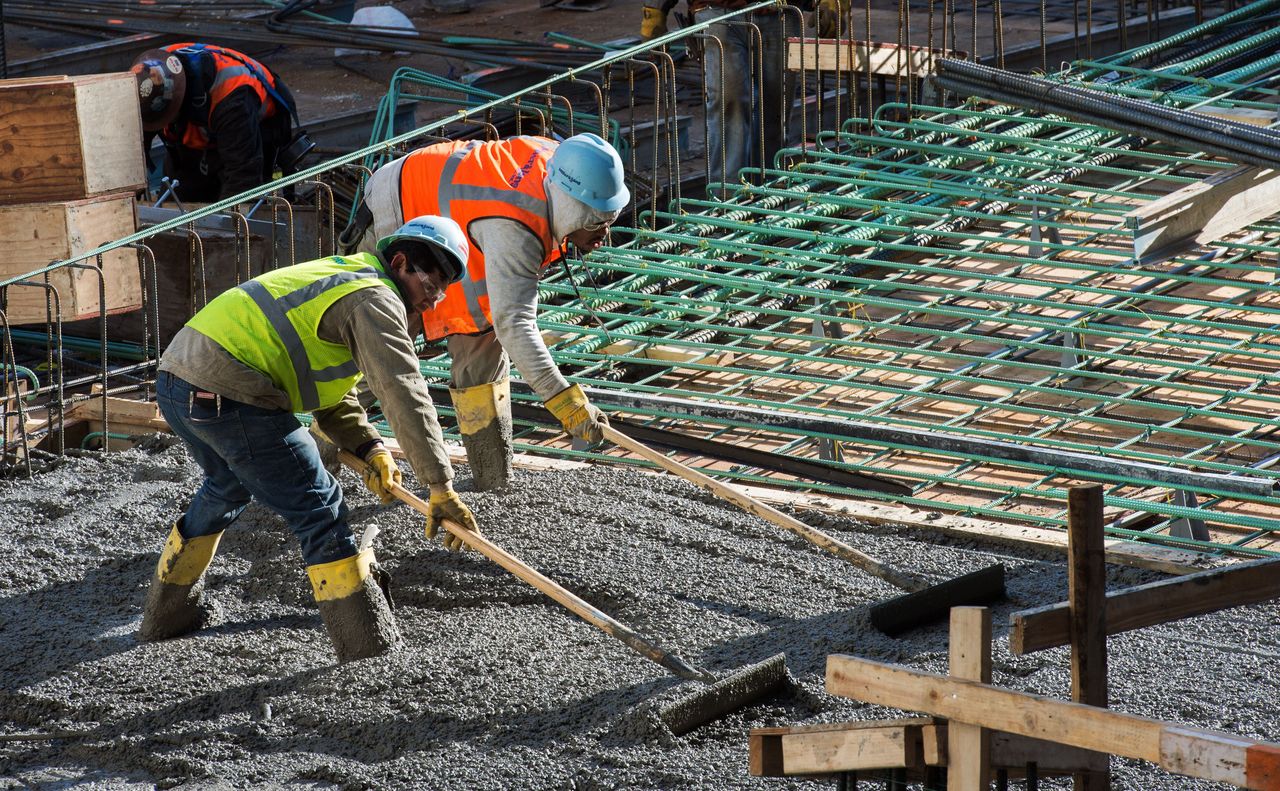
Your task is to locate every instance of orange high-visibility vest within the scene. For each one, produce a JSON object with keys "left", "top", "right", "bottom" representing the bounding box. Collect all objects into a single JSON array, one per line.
[
  {"left": 161, "top": 43, "right": 284, "bottom": 151},
  {"left": 397, "top": 136, "right": 561, "bottom": 340}
]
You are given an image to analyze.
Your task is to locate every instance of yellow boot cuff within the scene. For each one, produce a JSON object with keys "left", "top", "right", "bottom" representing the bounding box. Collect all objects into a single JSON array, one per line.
[
  {"left": 307, "top": 549, "right": 375, "bottom": 602},
  {"left": 450, "top": 379, "right": 509, "bottom": 435},
  {"left": 156, "top": 524, "right": 223, "bottom": 586}
]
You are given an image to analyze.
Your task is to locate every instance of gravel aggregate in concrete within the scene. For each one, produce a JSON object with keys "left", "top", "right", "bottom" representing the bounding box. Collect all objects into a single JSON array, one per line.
[{"left": 1, "top": 439, "right": 1277, "bottom": 789}]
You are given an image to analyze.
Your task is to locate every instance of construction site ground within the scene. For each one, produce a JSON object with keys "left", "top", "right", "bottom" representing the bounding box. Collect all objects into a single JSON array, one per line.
[
  {"left": 4, "top": 0, "right": 1279, "bottom": 788},
  {"left": 1, "top": 440, "right": 1277, "bottom": 789}
]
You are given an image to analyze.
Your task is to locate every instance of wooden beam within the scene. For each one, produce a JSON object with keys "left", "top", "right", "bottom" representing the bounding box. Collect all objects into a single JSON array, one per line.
[
  {"left": 1010, "top": 557, "right": 1280, "bottom": 655},
  {"left": 1068, "top": 485, "right": 1110, "bottom": 790},
  {"left": 948, "top": 607, "right": 992, "bottom": 790},
  {"left": 923, "top": 724, "right": 1109, "bottom": 774},
  {"left": 1127, "top": 165, "right": 1280, "bottom": 264},
  {"left": 785, "top": 38, "right": 958, "bottom": 77},
  {"left": 826, "top": 655, "right": 1280, "bottom": 788},
  {"left": 870, "top": 563, "right": 1005, "bottom": 635},
  {"left": 748, "top": 718, "right": 929, "bottom": 776}
]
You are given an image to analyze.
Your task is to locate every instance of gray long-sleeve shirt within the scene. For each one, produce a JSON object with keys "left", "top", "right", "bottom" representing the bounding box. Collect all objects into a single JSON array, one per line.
[
  {"left": 357, "top": 155, "right": 572, "bottom": 402},
  {"left": 158, "top": 280, "right": 454, "bottom": 486}
]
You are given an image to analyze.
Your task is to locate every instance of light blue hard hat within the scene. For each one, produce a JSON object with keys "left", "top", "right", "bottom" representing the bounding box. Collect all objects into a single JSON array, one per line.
[
  {"left": 376, "top": 215, "right": 469, "bottom": 284},
  {"left": 546, "top": 133, "right": 630, "bottom": 213}
]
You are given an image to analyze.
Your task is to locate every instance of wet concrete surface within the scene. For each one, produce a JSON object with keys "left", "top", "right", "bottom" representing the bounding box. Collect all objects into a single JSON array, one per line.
[{"left": 1, "top": 439, "right": 1277, "bottom": 789}]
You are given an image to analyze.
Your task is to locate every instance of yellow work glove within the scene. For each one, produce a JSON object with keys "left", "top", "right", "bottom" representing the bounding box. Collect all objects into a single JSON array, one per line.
[
  {"left": 641, "top": 5, "right": 669, "bottom": 41},
  {"left": 426, "top": 487, "right": 481, "bottom": 552},
  {"left": 812, "top": 0, "right": 850, "bottom": 38},
  {"left": 361, "top": 447, "right": 402, "bottom": 505},
  {"left": 546, "top": 383, "right": 609, "bottom": 444}
]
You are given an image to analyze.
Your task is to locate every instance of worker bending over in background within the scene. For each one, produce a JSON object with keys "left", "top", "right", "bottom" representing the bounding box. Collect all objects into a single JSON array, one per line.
[
  {"left": 641, "top": 0, "right": 846, "bottom": 181},
  {"left": 142, "top": 217, "right": 481, "bottom": 663},
  {"left": 131, "top": 43, "right": 306, "bottom": 202},
  {"left": 341, "top": 133, "right": 627, "bottom": 492}
]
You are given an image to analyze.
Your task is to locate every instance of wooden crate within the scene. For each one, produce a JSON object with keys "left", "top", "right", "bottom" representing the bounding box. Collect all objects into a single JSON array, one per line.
[
  {"left": 0, "top": 192, "right": 141, "bottom": 324},
  {"left": 0, "top": 73, "right": 146, "bottom": 204}
]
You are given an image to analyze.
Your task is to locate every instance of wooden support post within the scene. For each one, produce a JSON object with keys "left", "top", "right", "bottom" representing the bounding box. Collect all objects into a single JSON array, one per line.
[
  {"left": 948, "top": 607, "right": 992, "bottom": 790},
  {"left": 1068, "top": 485, "right": 1109, "bottom": 791},
  {"left": 1009, "top": 557, "right": 1280, "bottom": 655}
]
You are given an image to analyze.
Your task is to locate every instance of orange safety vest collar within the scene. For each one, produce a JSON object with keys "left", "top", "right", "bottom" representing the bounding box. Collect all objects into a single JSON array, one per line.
[
  {"left": 397, "top": 136, "right": 561, "bottom": 340},
  {"left": 160, "top": 43, "right": 282, "bottom": 151}
]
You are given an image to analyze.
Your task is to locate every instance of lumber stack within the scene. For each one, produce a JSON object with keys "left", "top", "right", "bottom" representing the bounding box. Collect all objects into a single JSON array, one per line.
[{"left": 0, "top": 73, "right": 144, "bottom": 323}]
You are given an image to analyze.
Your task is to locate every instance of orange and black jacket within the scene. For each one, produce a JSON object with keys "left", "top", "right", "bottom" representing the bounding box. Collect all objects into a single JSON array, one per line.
[{"left": 157, "top": 43, "right": 298, "bottom": 196}]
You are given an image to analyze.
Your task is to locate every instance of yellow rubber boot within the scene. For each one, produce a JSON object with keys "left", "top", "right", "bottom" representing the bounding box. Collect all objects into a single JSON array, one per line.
[
  {"left": 307, "top": 549, "right": 401, "bottom": 663},
  {"left": 449, "top": 378, "right": 513, "bottom": 492},
  {"left": 139, "top": 522, "right": 223, "bottom": 641}
]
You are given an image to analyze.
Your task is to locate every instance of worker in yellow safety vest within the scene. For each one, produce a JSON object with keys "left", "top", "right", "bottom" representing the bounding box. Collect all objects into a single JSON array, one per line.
[
  {"left": 340, "top": 133, "right": 629, "bottom": 492},
  {"left": 143, "top": 216, "right": 480, "bottom": 663}
]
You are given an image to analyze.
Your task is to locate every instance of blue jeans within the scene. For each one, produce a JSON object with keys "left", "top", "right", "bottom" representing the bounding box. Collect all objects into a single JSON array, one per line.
[
  {"left": 155, "top": 370, "right": 356, "bottom": 566},
  {"left": 697, "top": 7, "right": 796, "bottom": 185}
]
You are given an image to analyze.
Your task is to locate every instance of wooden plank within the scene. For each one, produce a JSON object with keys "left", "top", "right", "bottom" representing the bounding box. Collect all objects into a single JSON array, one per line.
[
  {"left": 781, "top": 725, "right": 922, "bottom": 774},
  {"left": 924, "top": 725, "right": 1109, "bottom": 774},
  {"left": 748, "top": 730, "right": 785, "bottom": 777},
  {"left": 948, "top": 607, "right": 991, "bottom": 790},
  {"left": 750, "top": 719, "right": 932, "bottom": 776},
  {"left": 1010, "top": 557, "right": 1280, "bottom": 655},
  {"left": 1068, "top": 485, "right": 1110, "bottom": 791},
  {"left": 993, "top": 734, "right": 1109, "bottom": 775},
  {"left": 1127, "top": 165, "right": 1280, "bottom": 264},
  {"left": 785, "top": 38, "right": 958, "bottom": 77},
  {"left": 870, "top": 563, "right": 1005, "bottom": 635},
  {"left": 0, "top": 192, "right": 140, "bottom": 323},
  {"left": 825, "top": 655, "right": 1280, "bottom": 787},
  {"left": 0, "top": 73, "right": 145, "bottom": 203}
]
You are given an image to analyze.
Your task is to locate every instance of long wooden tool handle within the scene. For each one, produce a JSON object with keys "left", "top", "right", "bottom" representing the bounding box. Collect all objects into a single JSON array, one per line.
[
  {"left": 338, "top": 450, "right": 715, "bottom": 683},
  {"left": 602, "top": 425, "right": 928, "bottom": 593}
]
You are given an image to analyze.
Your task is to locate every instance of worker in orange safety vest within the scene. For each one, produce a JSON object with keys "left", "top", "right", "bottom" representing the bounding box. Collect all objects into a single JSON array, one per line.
[
  {"left": 131, "top": 43, "right": 306, "bottom": 202},
  {"left": 340, "top": 133, "right": 629, "bottom": 492}
]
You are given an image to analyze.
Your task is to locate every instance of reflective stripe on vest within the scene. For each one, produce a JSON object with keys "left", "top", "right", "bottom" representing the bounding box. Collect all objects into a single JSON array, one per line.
[
  {"left": 397, "top": 136, "right": 560, "bottom": 339},
  {"left": 185, "top": 253, "right": 394, "bottom": 412},
  {"left": 162, "top": 43, "right": 281, "bottom": 151}
]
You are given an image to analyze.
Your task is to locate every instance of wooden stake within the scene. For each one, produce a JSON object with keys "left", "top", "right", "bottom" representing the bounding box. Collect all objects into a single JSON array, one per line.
[
  {"left": 948, "top": 607, "right": 992, "bottom": 790},
  {"left": 1068, "top": 484, "right": 1109, "bottom": 791}
]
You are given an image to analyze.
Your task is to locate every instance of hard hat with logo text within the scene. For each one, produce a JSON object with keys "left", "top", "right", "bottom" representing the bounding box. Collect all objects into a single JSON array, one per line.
[
  {"left": 377, "top": 216, "right": 469, "bottom": 284},
  {"left": 546, "top": 133, "right": 630, "bottom": 213}
]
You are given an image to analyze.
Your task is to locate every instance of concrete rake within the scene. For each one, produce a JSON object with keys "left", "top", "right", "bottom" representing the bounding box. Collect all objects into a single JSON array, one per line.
[
  {"left": 602, "top": 426, "right": 1006, "bottom": 628},
  {"left": 339, "top": 450, "right": 788, "bottom": 735}
]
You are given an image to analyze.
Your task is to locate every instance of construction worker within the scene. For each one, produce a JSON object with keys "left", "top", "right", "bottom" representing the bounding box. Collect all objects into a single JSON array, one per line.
[
  {"left": 341, "top": 133, "right": 627, "bottom": 492},
  {"left": 640, "top": 1, "right": 842, "bottom": 181},
  {"left": 141, "top": 216, "right": 481, "bottom": 663},
  {"left": 131, "top": 43, "right": 308, "bottom": 202}
]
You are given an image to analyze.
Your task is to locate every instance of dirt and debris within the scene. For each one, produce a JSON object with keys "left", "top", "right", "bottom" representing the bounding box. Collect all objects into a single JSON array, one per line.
[{"left": 1, "top": 439, "right": 1277, "bottom": 789}]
